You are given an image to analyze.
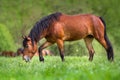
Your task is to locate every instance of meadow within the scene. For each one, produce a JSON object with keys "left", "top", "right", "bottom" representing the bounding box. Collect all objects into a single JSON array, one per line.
[
  {"left": 0, "top": 0, "right": 120, "bottom": 80},
  {"left": 0, "top": 55, "right": 120, "bottom": 80}
]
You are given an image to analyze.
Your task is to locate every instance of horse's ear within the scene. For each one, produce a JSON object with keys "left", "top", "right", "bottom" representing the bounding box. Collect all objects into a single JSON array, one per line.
[
  {"left": 22, "top": 35, "right": 27, "bottom": 39},
  {"left": 26, "top": 37, "right": 31, "bottom": 41},
  {"left": 22, "top": 35, "right": 31, "bottom": 41}
]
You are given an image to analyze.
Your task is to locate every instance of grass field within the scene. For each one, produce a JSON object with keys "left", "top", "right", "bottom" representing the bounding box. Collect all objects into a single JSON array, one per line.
[
  {"left": 0, "top": 0, "right": 120, "bottom": 80},
  {"left": 0, "top": 55, "right": 120, "bottom": 80}
]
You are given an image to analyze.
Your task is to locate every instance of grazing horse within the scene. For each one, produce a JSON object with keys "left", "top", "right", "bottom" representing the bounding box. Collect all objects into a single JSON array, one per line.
[{"left": 22, "top": 12, "right": 114, "bottom": 62}]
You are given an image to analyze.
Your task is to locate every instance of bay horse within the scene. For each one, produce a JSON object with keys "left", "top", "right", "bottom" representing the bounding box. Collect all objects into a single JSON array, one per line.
[{"left": 22, "top": 12, "right": 114, "bottom": 62}]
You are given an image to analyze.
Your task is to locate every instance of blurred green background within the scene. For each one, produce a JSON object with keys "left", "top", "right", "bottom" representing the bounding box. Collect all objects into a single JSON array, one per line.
[{"left": 0, "top": 0, "right": 119, "bottom": 56}]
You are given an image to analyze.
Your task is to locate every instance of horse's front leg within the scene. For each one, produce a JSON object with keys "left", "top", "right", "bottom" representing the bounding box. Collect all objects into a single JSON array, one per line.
[
  {"left": 38, "top": 41, "right": 52, "bottom": 62},
  {"left": 56, "top": 39, "right": 65, "bottom": 61}
]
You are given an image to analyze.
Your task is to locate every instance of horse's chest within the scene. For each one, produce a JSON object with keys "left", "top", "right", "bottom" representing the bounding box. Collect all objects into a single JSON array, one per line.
[{"left": 45, "top": 34, "right": 57, "bottom": 43}]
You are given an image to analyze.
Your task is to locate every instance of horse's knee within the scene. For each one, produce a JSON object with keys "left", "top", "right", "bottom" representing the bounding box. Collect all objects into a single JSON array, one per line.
[
  {"left": 38, "top": 47, "right": 42, "bottom": 52},
  {"left": 38, "top": 47, "right": 43, "bottom": 55}
]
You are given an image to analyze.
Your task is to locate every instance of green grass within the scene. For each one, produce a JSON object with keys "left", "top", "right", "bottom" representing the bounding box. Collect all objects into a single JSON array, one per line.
[{"left": 0, "top": 56, "right": 120, "bottom": 80}]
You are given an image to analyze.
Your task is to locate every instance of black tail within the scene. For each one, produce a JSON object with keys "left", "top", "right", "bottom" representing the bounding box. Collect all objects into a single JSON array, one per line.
[{"left": 99, "top": 17, "right": 114, "bottom": 61}]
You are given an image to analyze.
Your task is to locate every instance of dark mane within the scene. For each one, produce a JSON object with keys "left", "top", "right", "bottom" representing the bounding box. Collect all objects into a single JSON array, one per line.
[{"left": 28, "top": 12, "right": 62, "bottom": 44}]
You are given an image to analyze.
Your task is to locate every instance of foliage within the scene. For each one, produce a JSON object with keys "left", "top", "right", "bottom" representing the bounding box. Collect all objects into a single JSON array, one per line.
[
  {"left": 0, "top": 56, "right": 120, "bottom": 80},
  {"left": 0, "top": 24, "right": 16, "bottom": 51}
]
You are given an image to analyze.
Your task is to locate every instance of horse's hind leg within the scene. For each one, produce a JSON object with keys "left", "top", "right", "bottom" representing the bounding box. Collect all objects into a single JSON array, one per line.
[
  {"left": 84, "top": 36, "right": 95, "bottom": 61},
  {"left": 94, "top": 17, "right": 114, "bottom": 61},
  {"left": 38, "top": 41, "right": 53, "bottom": 62},
  {"left": 95, "top": 37, "right": 114, "bottom": 61}
]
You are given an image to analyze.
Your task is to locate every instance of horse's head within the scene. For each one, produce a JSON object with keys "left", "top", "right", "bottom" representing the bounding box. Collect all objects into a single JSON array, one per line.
[{"left": 22, "top": 36, "right": 37, "bottom": 62}]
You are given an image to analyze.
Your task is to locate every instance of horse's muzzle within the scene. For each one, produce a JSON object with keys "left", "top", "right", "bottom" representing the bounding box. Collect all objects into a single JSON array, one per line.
[{"left": 23, "top": 56, "right": 30, "bottom": 62}]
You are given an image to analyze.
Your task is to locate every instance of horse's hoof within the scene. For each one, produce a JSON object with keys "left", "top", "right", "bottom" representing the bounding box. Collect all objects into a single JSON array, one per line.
[
  {"left": 108, "top": 58, "right": 114, "bottom": 62},
  {"left": 61, "top": 59, "right": 65, "bottom": 62},
  {"left": 39, "top": 57, "right": 44, "bottom": 62},
  {"left": 89, "top": 57, "right": 93, "bottom": 61}
]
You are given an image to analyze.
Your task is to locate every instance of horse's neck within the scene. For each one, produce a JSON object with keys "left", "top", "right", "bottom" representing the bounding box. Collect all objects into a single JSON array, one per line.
[{"left": 39, "top": 29, "right": 48, "bottom": 40}]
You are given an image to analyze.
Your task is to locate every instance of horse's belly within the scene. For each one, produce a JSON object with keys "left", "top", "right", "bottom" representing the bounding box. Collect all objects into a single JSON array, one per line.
[
  {"left": 63, "top": 32, "right": 86, "bottom": 41},
  {"left": 63, "top": 25, "right": 89, "bottom": 41}
]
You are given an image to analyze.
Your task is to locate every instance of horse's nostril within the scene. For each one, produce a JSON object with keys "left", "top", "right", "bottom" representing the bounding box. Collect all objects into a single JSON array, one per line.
[{"left": 24, "top": 56, "right": 30, "bottom": 62}]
